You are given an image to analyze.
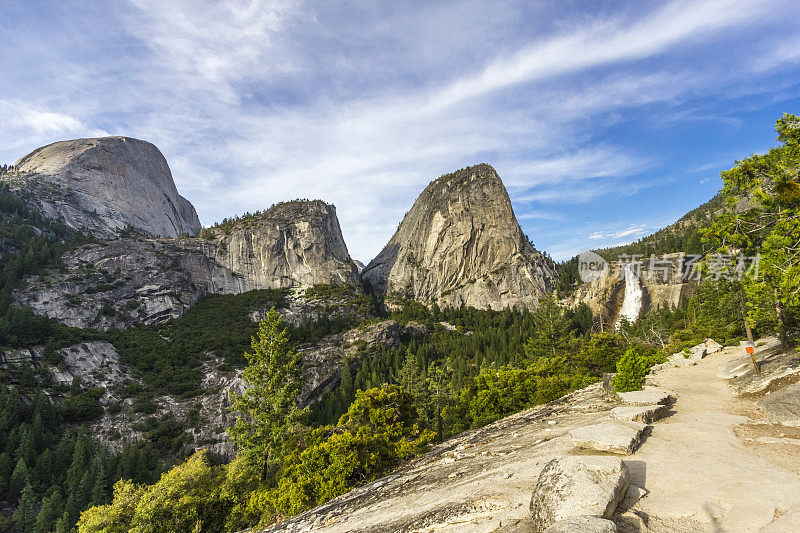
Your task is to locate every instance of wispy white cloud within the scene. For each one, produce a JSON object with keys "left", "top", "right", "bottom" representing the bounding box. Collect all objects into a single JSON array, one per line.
[
  {"left": 125, "top": 0, "right": 301, "bottom": 96},
  {"left": 0, "top": 101, "right": 109, "bottom": 157},
  {"left": 589, "top": 225, "right": 651, "bottom": 240},
  {"left": 0, "top": 0, "right": 798, "bottom": 262},
  {"left": 503, "top": 147, "right": 651, "bottom": 186}
]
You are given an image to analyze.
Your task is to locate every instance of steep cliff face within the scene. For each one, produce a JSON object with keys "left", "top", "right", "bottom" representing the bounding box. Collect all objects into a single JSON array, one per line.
[
  {"left": 568, "top": 253, "right": 695, "bottom": 327},
  {"left": 8, "top": 136, "right": 201, "bottom": 238},
  {"left": 17, "top": 201, "right": 362, "bottom": 329},
  {"left": 362, "top": 164, "right": 556, "bottom": 310},
  {"left": 203, "top": 200, "right": 361, "bottom": 289},
  {"left": 16, "top": 238, "right": 243, "bottom": 329}
]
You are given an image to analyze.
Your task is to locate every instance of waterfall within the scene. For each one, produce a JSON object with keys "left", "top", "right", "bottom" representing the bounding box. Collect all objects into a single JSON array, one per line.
[{"left": 617, "top": 263, "right": 642, "bottom": 327}]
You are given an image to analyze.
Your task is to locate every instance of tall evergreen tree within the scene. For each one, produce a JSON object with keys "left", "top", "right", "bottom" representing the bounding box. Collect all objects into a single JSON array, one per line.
[
  {"left": 13, "top": 483, "right": 37, "bottom": 531},
  {"left": 228, "top": 308, "right": 308, "bottom": 481},
  {"left": 524, "top": 295, "right": 572, "bottom": 360},
  {"left": 9, "top": 457, "right": 28, "bottom": 501},
  {"left": 705, "top": 113, "right": 800, "bottom": 347}
]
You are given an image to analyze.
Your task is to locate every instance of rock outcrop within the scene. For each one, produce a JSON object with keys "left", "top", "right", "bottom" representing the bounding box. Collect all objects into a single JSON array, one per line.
[
  {"left": 567, "top": 253, "right": 695, "bottom": 327},
  {"left": 2, "top": 341, "right": 132, "bottom": 405},
  {"left": 8, "top": 137, "right": 201, "bottom": 238},
  {"left": 530, "top": 456, "right": 629, "bottom": 532},
  {"left": 16, "top": 201, "right": 362, "bottom": 330},
  {"left": 568, "top": 421, "right": 648, "bottom": 455},
  {"left": 200, "top": 200, "right": 360, "bottom": 290},
  {"left": 362, "top": 164, "right": 556, "bottom": 311},
  {"left": 298, "top": 320, "right": 401, "bottom": 406}
]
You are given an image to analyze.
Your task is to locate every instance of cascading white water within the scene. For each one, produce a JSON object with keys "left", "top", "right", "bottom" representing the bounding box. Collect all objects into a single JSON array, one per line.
[{"left": 617, "top": 263, "right": 643, "bottom": 327}]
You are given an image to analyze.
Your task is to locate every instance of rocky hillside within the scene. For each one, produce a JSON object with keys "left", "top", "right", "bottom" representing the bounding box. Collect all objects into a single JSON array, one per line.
[
  {"left": 258, "top": 338, "right": 800, "bottom": 532},
  {"left": 567, "top": 253, "right": 694, "bottom": 329},
  {"left": 201, "top": 200, "right": 360, "bottom": 290},
  {"left": 362, "top": 164, "right": 556, "bottom": 311},
  {"left": 4, "top": 136, "right": 201, "bottom": 238},
  {"left": 17, "top": 201, "right": 362, "bottom": 330},
  {"left": 563, "top": 187, "right": 756, "bottom": 314}
]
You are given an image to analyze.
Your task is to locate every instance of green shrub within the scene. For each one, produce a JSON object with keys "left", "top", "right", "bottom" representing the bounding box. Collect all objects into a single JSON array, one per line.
[
  {"left": 63, "top": 389, "right": 104, "bottom": 422},
  {"left": 613, "top": 346, "right": 656, "bottom": 392}
]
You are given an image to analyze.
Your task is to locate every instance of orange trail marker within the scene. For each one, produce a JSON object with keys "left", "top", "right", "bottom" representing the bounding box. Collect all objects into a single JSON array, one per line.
[{"left": 745, "top": 345, "right": 760, "bottom": 374}]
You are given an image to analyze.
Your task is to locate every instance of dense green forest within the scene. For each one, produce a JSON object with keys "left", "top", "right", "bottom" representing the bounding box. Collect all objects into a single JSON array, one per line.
[
  {"left": 74, "top": 276, "right": 752, "bottom": 532},
  {"left": 1, "top": 114, "right": 798, "bottom": 532}
]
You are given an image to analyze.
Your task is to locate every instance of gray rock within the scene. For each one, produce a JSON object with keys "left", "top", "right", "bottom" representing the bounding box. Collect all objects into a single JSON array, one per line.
[
  {"left": 530, "top": 456, "right": 629, "bottom": 532},
  {"left": 610, "top": 404, "right": 668, "bottom": 424},
  {"left": 10, "top": 136, "right": 200, "bottom": 238},
  {"left": 362, "top": 164, "right": 556, "bottom": 311},
  {"left": 16, "top": 238, "right": 237, "bottom": 329},
  {"left": 2, "top": 341, "right": 131, "bottom": 405},
  {"left": 569, "top": 421, "right": 648, "bottom": 455},
  {"left": 201, "top": 200, "right": 361, "bottom": 290},
  {"left": 757, "top": 381, "right": 800, "bottom": 427},
  {"left": 402, "top": 321, "right": 431, "bottom": 337},
  {"left": 724, "top": 342, "right": 800, "bottom": 395},
  {"left": 703, "top": 338, "right": 724, "bottom": 354},
  {"left": 297, "top": 320, "right": 401, "bottom": 406},
  {"left": 542, "top": 516, "right": 617, "bottom": 533},
  {"left": 617, "top": 387, "right": 674, "bottom": 406},
  {"left": 16, "top": 201, "right": 363, "bottom": 330},
  {"left": 665, "top": 339, "right": 723, "bottom": 368}
]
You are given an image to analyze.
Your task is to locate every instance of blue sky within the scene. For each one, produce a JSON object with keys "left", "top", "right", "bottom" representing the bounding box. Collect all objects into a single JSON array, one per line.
[{"left": 1, "top": 1, "right": 799, "bottom": 261}]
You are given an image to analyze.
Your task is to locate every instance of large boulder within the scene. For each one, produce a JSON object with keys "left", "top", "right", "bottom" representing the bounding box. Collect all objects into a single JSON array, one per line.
[
  {"left": 10, "top": 136, "right": 201, "bottom": 238},
  {"left": 362, "top": 164, "right": 556, "bottom": 311},
  {"left": 757, "top": 381, "right": 800, "bottom": 427},
  {"left": 529, "top": 456, "right": 629, "bottom": 532}
]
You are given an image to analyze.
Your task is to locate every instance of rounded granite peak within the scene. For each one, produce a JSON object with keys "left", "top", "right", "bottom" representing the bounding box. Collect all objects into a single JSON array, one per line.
[
  {"left": 363, "top": 164, "right": 556, "bottom": 311},
  {"left": 10, "top": 136, "right": 201, "bottom": 238}
]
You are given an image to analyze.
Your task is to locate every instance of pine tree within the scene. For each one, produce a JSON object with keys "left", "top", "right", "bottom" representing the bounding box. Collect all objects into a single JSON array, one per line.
[
  {"left": 34, "top": 448, "right": 54, "bottom": 486},
  {"left": 92, "top": 462, "right": 108, "bottom": 505},
  {"left": 16, "top": 426, "right": 36, "bottom": 467},
  {"left": 338, "top": 360, "right": 354, "bottom": 412},
  {"left": 36, "top": 491, "right": 63, "bottom": 533},
  {"left": 524, "top": 295, "right": 572, "bottom": 360},
  {"left": 228, "top": 308, "right": 308, "bottom": 481},
  {"left": 54, "top": 512, "right": 72, "bottom": 533},
  {"left": 704, "top": 114, "right": 800, "bottom": 348},
  {"left": 12, "top": 483, "right": 37, "bottom": 531},
  {"left": 9, "top": 457, "right": 28, "bottom": 501}
]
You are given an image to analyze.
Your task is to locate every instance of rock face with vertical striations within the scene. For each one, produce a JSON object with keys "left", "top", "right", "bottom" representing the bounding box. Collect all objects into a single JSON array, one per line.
[
  {"left": 362, "top": 164, "right": 556, "bottom": 310},
  {"left": 8, "top": 136, "right": 201, "bottom": 238},
  {"left": 202, "top": 200, "right": 361, "bottom": 290},
  {"left": 16, "top": 200, "right": 363, "bottom": 330}
]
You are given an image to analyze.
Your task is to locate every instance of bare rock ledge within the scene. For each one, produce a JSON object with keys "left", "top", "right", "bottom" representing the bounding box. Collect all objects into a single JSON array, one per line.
[
  {"left": 529, "top": 456, "right": 629, "bottom": 532},
  {"left": 616, "top": 387, "right": 675, "bottom": 406},
  {"left": 569, "top": 421, "right": 648, "bottom": 455},
  {"left": 543, "top": 516, "right": 617, "bottom": 533},
  {"left": 610, "top": 404, "right": 668, "bottom": 424}
]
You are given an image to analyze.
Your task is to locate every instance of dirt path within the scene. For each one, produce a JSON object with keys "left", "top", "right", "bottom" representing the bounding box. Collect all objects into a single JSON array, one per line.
[{"left": 622, "top": 344, "right": 800, "bottom": 532}]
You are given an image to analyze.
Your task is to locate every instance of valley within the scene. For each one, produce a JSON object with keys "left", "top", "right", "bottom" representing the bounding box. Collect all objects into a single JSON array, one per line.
[{"left": 1, "top": 113, "right": 799, "bottom": 532}]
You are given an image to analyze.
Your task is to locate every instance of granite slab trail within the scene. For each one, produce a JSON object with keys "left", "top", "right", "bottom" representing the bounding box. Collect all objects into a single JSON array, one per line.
[
  {"left": 569, "top": 421, "right": 647, "bottom": 455},
  {"left": 257, "top": 341, "right": 800, "bottom": 532},
  {"left": 618, "top": 343, "right": 800, "bottom": 532}
]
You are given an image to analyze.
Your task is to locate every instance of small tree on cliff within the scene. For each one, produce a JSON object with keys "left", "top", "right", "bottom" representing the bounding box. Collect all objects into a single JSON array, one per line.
[{"left": 229, "top": 309, "right": 307, "bottom": 482}]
